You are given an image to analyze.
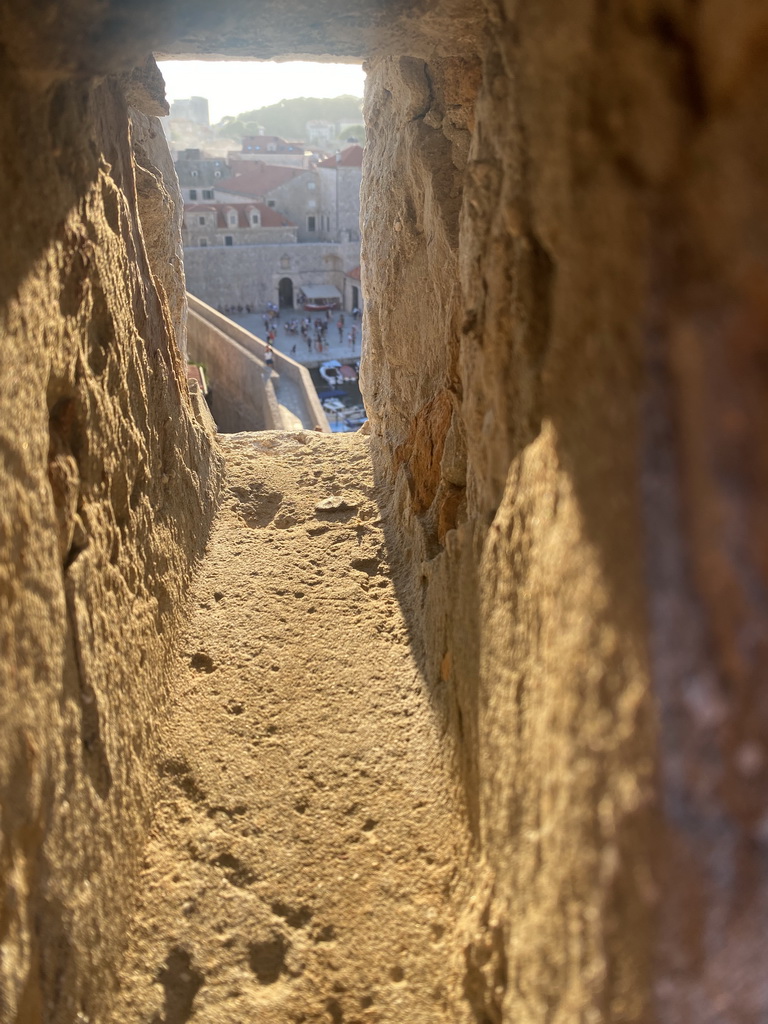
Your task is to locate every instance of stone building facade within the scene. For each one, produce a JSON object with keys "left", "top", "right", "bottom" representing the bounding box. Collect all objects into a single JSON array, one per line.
[
  {"left": 318, "top": 144, "right": 363, "bottom": 242},
  {"left": 175, "top": 148, "right": 229, "bottom": 200},
  {"left": 183, "top": 239, "right": 361, "bottom": 310},
  {"left": 215, "top": 163, "right": 327, "bottom": 243},
  {"left": 179, "top": 148, "right": 363, "bottom": 308},
  {"left": 182, "top": 201, "right": 297, "bottom": 247}
]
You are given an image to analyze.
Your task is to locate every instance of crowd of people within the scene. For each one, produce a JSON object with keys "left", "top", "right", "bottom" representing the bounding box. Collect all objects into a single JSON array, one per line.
[
  {"left": 216, "top": 301, "right": 362, "bottom": 357},
  {"left": 216, "top": 302, "right": 258, "bottom": 316}
]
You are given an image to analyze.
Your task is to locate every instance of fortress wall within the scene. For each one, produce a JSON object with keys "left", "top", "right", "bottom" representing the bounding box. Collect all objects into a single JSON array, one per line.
[
  {"left": 1, "top": 0, "right": 767, "bottom": 1020},
  {"left": 186, "top": 309, "right": 278, "bottom": 432},
  {"left": 360, "top": 3, "right": 768, "bottom": 1020},
  {"left": 0, "top": 52, "right": 222, "bottom": 1023}
]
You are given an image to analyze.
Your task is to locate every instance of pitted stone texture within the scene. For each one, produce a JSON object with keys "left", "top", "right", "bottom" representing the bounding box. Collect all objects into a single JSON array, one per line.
[
  {"left": 112, "top": 432, "right": 474, "bottom": 1024},
  {"left": 0, "top": 71, "right": 221, "bottom": 1023},
  {"left": 130, "top": 98, "right": 189, "bottom": 355},
  {"left": 1, "top": 0, "right": 483, "bottom": 77},
  {"left": 361, "top": 3, "right": 768, "bottom": 1022}
]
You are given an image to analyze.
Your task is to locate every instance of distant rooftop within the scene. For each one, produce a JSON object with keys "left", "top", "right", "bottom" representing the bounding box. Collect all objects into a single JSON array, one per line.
[
  {"left": 184, "top": 201, "right": 295, "bottom": 229},
  {"left": 317, "top": 144, "right": 364, "bottom": 169},
  {"left": 214, "top": 162, "right": 307, "bottom": 197}
]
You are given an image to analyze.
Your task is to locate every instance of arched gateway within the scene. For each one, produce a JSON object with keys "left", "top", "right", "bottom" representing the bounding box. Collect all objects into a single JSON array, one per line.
[{"left": 278, "top": 277, "right": 294, "bottom": 309}]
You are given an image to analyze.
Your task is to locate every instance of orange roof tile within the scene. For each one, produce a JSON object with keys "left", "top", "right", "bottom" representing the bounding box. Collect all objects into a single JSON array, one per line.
[
  {"left": 185, "top": 202, "right": 295, "bottom": 229},
  {"left": 214, "top": 161, "right": 307, "bottom": 197}
]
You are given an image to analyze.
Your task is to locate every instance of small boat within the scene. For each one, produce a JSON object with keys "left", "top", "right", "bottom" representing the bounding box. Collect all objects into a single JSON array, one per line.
[
  {"left": 339, "top": 364, "right": 358, "bottom": 382},
  {"left": 319, "top": 360, "right": 343, "bottom": 385},
  {"left": 322, "top": 398, "right": 346, "bottom": 413}
]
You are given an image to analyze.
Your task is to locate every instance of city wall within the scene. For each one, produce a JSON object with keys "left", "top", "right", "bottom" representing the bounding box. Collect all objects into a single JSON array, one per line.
[
  {"left": 0, "top": 58, "right": 222, "bottom": 1022},
  {"left": 187, "top": 294, "right": 330, "bottom": 432},
  {"left": 1, "top": 0, "right": 767, "bottom": 1021},
  {"left": 186, "top": 310, "right": 280, "bottom": 432},
  {"left": 183, "top": 239, "right": 361, "bottom": 310}
]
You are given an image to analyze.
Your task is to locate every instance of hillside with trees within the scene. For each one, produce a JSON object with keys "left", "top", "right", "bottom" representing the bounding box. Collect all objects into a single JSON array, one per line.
[{"left": 215, "top": 95, "right": 364, "bottom": 143}]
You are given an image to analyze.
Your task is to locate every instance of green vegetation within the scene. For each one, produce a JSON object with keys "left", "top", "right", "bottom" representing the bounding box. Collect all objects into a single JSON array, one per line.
[
  {"left": 339, "top": 124, "right": 365, "bottom": 142},
  {"left": 215, "top": 95, "right": 364, "bottom": 143}
]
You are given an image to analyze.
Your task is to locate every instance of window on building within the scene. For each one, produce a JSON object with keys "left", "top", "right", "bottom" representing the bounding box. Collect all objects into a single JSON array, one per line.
[
  {"left": 189, "top": 188, "right": 198, "bottom": 200},
  {"left": 308, "top": 199, "right": 317, "bottom": 209},
  {"left": 199, "top": 239, "right": 208, "bottom": 246},
  {"left": 191, "top": 170, "right": 199, "bottom": 178},
  {"left": 214, "top": 171, "right": 221, "bottom": 178},
  {"left": 267, "top": 200, "right": 276, "bottom": 208},
  {"left": 224, "top": 235, "right": 233, "bottom": 246},
  {"left": 307, "top": 216, "right": 316, "bottom": 232},
  {"left": 202, "top": 189, "right": 214, "bottom": 200},
  {"left": 250, "top": 211, "right": 260, "bottom": 226},
  {"left": 307, "top": 181, "right": 316, "bottom": 190},
  {"left": 228, "top": 211, "right": 237, "bottom": 227},
  {"left": 198, "top": 216, "right": 206, "bottom": 225}
]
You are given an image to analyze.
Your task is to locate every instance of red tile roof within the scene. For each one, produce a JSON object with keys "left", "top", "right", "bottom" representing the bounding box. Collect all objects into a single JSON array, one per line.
[
  {"left": 317, "top": 144, "right": 364, "bottom": 169},
  {"left": 184, "top": 202, "right": 295, "bottom": 229},
  {"left": 214, "top": 161, "right": 307, "bottom": 197}
]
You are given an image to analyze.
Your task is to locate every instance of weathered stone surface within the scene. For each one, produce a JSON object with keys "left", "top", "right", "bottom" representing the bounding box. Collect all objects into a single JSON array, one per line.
[
  {"left": 1, "top": 0, "right": 768, "bottom": 1022},
  {"left": 130, "top": 103, "right": 188, "bottom": 356},
  {"left": 0, "top": 0, "right": 483, "bottom": 76},
  {"left": 112, "top": 432, "right": 473, "bottom": 1023},
  {"left": 361, "top": 3, "right": 768, "bottom": 1022},
  {"left": 0, "top": 63, "right": 221, "bottom": 1024},
  {"left": 183, "top": 239, "right": 361, "bottom": 311}
]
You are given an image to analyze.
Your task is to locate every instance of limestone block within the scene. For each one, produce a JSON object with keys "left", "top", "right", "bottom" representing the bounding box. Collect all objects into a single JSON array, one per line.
[
  {"left": 359, "top": 0, "right": 768, "bottom": 1019},
  {"left": 0, "top": 67, "right": 221, "bottom": 1024},
  {"left": 130, "top": 102, "right": 189, "bottom": 356}
]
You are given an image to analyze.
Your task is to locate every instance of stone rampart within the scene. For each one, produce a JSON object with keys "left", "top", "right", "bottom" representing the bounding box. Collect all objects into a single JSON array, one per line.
[
  {"left": 186, "top": 309, "right": 280, "bottom": 432},
  {"left": 182, "top": 240, "right": 361, "bottom": 310},
  {"left": 0, "top": 58, "right": 222, "bottom": 1023},
  {"left": 1, "top": 1, "right": 767, "bottom": 1021},
  {"left": 187, "top": 294, "right": 330, "bottom": 432}
]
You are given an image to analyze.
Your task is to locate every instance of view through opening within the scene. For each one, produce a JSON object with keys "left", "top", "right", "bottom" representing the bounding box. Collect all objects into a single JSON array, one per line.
[{"left": 160, "top": 59, "right": 367, "bottom": 434}]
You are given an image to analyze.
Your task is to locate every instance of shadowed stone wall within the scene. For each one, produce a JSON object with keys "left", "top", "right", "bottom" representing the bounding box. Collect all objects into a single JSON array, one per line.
[
  {"left": 1, "top": 0, "right": 767, "bottom": 1021},
  {"left": 0, "top": 50, "right": 222, "bottom": 1024},
  {"left": 361, "top": 4, "right": 768, "bottom": 1021}
]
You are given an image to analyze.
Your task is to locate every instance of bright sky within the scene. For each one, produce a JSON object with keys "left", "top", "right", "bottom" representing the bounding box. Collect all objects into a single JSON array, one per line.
[{"left": 158, "top": 61, "right": 366, "bottom": 124}]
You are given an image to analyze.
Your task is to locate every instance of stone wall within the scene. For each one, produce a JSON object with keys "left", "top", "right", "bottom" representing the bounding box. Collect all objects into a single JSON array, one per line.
[
  {"left": 130, "top": 97, "right": 189, "bottom": 356},
  {"left": 187, "top": 294, "right": 331, "bottom": 432},
  {"left": 186, "top": 311, "right": 276, "bottom": 432},
  {"left": 0, "top": 53, "right": 222, "bottom": 1024},
  {"left": 183, "top": 239, "right": 361, "bottom": 309},
  {"left": 364, "top": 39, "right": 655, "bottom": 1020},
  {"left": 361, "top": 4, "right": 768, "bottom": 1020},
  {"left": 1, "top": 0, "right": 767, "bottom": 1021},
  {"left": 319, "top": 163, "right": 363, "bottom": 242}
]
